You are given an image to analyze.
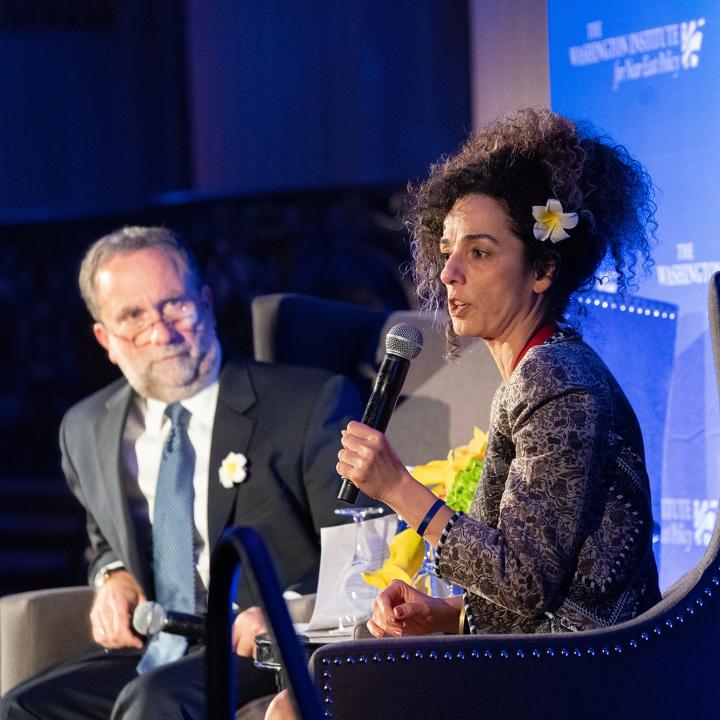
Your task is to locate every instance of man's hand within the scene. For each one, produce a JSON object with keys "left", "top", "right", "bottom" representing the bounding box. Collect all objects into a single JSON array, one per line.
[
  {"left": 367, "top": 579, "right": 460, "bottom": 638},
  {"left": 232, "top": 606, "right": 268, "bottom": 659},
  {"left": 90, "top": 570, "right": 146, "bottom": 649}
]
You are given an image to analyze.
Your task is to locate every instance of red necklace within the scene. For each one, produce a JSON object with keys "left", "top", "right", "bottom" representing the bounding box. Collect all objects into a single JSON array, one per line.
[{"left": 512, "top": 322, "right": 558, "bottom": 372}]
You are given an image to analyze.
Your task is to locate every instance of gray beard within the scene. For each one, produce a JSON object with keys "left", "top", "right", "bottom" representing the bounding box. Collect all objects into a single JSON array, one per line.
[{"left": 132, "top": 338, "right": 222, "bottom": 403}]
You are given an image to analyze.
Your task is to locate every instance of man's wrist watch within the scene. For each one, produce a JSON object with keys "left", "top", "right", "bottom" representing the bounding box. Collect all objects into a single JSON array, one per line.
[
  {"left": 102, "top": 567, "right": 126, "bottom": 583},
  {"left": 93, "top": 562, "right": 126, "bottom": 589}
]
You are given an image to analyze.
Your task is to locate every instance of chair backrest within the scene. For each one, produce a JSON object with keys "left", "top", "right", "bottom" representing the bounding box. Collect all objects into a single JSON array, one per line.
[
  {"left": 383, "top": 291, "right": 679, "bottom": 476},
  {"left": 306, "top": 283, "right": 714, "bottom": 719},
  {"left": 251, "top": 293, "right": 388, "bottom": 401},
  {"left": 569, "top": 291, "right": 678, "bottom": 528}
]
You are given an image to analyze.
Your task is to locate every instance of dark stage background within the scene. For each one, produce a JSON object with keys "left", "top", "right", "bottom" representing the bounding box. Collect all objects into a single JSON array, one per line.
[
  {"left": 0, "top": 0, "right": 471, "bottom": 594},
  {"left": 0, "top": 0, "right": 472, "bottom": 594}
]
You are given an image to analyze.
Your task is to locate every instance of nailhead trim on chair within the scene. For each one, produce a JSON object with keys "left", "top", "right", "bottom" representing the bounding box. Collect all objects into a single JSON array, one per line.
[
  {"left": 574, "top": 294, "right": 677, "bottom": 321},
  {"left": 316, "top": 572, "right": 720, "bottom": 718}
]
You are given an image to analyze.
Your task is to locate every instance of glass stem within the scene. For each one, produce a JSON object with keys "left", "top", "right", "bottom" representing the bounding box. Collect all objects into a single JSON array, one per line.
[{"left": 352, "top": 515, "right": 364, "bottom": 562}]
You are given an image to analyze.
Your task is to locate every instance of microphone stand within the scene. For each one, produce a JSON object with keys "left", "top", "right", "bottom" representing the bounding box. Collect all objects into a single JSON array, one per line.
[{"left": 206, "top": 526, "right": 323, "bottom": 720}]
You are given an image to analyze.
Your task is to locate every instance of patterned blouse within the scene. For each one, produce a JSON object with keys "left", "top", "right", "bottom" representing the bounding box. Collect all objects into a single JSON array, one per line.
[{"left": 435, "top": 330, "right": 661, "bottom": 633}]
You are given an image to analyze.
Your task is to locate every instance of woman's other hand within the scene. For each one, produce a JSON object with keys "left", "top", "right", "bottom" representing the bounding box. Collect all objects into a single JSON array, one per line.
[{"left": 367, "top": 579, "right": 461, "bottom": 638}]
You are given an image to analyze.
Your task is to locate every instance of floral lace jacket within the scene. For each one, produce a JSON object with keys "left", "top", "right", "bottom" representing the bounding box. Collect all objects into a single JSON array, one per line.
[{"left": 435, "top": 330, "right": 661, "bottom": 633}]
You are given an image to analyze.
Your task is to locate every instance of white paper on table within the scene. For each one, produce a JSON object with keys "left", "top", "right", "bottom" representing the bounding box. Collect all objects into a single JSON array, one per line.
[{"left": 307, "top": 512, "right": 397, "bottom": 631}]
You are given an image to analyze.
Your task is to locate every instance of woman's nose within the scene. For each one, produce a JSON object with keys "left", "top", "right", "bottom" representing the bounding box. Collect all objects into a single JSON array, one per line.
[{"left": 440, "top": 253, "right": 462, "bottom": 286}]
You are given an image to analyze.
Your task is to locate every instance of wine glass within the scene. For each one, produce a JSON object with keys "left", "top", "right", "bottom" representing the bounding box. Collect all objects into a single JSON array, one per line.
[
  {"left": 334, "top": 506, "right": 385, "bottom": 631},
  {"left": 411, "top": 539, "right": 460, "bottom": 598}
]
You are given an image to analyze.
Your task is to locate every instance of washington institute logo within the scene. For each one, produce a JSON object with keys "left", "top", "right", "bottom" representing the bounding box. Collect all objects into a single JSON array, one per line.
[
  {"left": 568, "top": 17, "right": 706, "bottom": 90},
  {"left": 662, "top": 497, "right": 718, "bottom": 550}
]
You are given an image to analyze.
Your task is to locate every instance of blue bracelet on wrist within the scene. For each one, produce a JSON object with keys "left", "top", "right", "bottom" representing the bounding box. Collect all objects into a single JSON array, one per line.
[{"left": 416, "top": 498, "right": 445, "bottom": 537}]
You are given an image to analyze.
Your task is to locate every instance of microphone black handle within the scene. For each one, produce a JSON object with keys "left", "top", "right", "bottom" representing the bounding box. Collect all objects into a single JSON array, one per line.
[
  {"left": 163, "top": 610, "right": 207, "bottom": 641},
  {"left": 338, "top": 354, "right": 410, "bottom": 504}
]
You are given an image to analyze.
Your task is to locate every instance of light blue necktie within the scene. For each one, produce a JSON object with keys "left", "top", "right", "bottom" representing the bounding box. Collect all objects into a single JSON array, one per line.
[{"left": 137, "top": 402, "right": 196, "bottom": 673}]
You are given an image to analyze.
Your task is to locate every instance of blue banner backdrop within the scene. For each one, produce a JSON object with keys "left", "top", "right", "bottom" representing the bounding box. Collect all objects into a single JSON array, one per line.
[{"left": 548, "top": 0, "right": 720, "bottom": 587}]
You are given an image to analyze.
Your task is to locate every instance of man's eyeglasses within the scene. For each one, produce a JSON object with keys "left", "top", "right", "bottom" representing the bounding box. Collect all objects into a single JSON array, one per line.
[{"left": 104, "top": 299, "right": 200, "bottom": 347}]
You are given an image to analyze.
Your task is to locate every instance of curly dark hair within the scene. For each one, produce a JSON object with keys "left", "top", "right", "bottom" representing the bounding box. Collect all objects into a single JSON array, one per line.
[{"left": 406, "top": 108, "right": 657, "bottom": 354}]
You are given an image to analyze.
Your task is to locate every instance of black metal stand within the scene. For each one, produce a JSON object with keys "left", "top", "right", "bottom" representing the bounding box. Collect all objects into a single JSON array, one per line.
[{"left": 206, "top": 526, "right": 323, "bottom": 720}]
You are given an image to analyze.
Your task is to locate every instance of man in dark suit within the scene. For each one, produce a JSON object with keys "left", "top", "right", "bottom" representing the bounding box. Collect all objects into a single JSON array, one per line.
[{"left": 0, "top": 226, "right": 362, "bottom": 719}]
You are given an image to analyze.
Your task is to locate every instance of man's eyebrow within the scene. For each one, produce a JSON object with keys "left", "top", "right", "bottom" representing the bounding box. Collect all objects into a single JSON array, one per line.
[
  {"left": 115, "top": 305, "right": 143, "bottom": 322},
  {"left": 115, "top": 294, "right": 190, "bottom": 322}
]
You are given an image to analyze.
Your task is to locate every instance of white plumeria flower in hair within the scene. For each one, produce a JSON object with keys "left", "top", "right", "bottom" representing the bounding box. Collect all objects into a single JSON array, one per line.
[
  {"left": 219, "top": 452, "right": 248, "bottom": 488},
  {"left": 532, "top": 199, "right": 578, "bottom": 243}
]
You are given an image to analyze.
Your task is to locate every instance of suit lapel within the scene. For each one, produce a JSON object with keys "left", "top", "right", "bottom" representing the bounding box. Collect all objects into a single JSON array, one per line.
[
  {"left": 94, "top": 383, "right": 153, "bottom": 592},
  {"left": 208, "top": 359, "right": 258, "bottom": 551}
]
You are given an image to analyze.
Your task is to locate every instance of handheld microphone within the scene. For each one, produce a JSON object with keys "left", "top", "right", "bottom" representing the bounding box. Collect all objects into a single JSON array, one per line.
[
  {"left": 338, "top": 322, "right": 423, "bottom": 504},
  {"left": 132, "top": 601, "right": 206, "bottom": 642}
]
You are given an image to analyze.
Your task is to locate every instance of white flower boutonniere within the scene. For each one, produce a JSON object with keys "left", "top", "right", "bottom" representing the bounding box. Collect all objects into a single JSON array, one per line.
[
  {"left": 219, "top": 452, "right": 248, "bottom": 488},
  {"left": 532, "top": 199, "right": 578, "bottom": 243}
]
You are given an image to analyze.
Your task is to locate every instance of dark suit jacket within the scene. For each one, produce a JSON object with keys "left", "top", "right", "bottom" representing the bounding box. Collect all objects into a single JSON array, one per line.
[{"left": 60, "top": 357, "right": 363, "bottom": 609}]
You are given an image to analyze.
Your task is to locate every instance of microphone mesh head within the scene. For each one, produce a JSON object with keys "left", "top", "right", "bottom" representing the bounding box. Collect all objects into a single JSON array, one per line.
[
  {"left": 385, "top": 323, "right": 423, "bottom": 360},
  {"left": 132, "top": 601, "right": 166, "bottom": 636}
]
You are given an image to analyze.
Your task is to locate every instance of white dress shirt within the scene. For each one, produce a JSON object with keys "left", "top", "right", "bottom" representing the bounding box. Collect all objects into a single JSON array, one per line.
[{"left": 120, "top": 370, "right": 220, "bottom": 611}]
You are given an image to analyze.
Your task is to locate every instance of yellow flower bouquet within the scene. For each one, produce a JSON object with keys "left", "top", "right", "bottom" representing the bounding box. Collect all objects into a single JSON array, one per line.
[{"left": 363, "top": 427, "right": 488, "bottom": 592}]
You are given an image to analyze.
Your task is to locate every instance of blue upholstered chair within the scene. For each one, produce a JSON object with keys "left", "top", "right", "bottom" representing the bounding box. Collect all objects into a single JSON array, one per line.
[
  {"left": 250, "top": 291, "right": 720, "bottom": 719},
  {"left": 299, "top": 283, "right": 716, "bottom": 720}
]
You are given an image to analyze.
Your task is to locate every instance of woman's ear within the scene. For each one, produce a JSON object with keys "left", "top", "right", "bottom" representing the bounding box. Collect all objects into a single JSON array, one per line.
[{"left": 533, "top": 252, "right": 560, "bottom": 293}]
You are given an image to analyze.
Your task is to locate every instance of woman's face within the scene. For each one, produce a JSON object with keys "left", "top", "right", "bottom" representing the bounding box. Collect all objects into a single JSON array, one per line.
[{"left": 439, "top": 193, "right": 546, "bottom": 340}]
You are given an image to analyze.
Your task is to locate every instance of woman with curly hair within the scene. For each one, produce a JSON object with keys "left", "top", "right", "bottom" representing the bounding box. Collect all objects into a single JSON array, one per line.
[{"left": 338, "top": 108, "right": 662, "bottom": 637}]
